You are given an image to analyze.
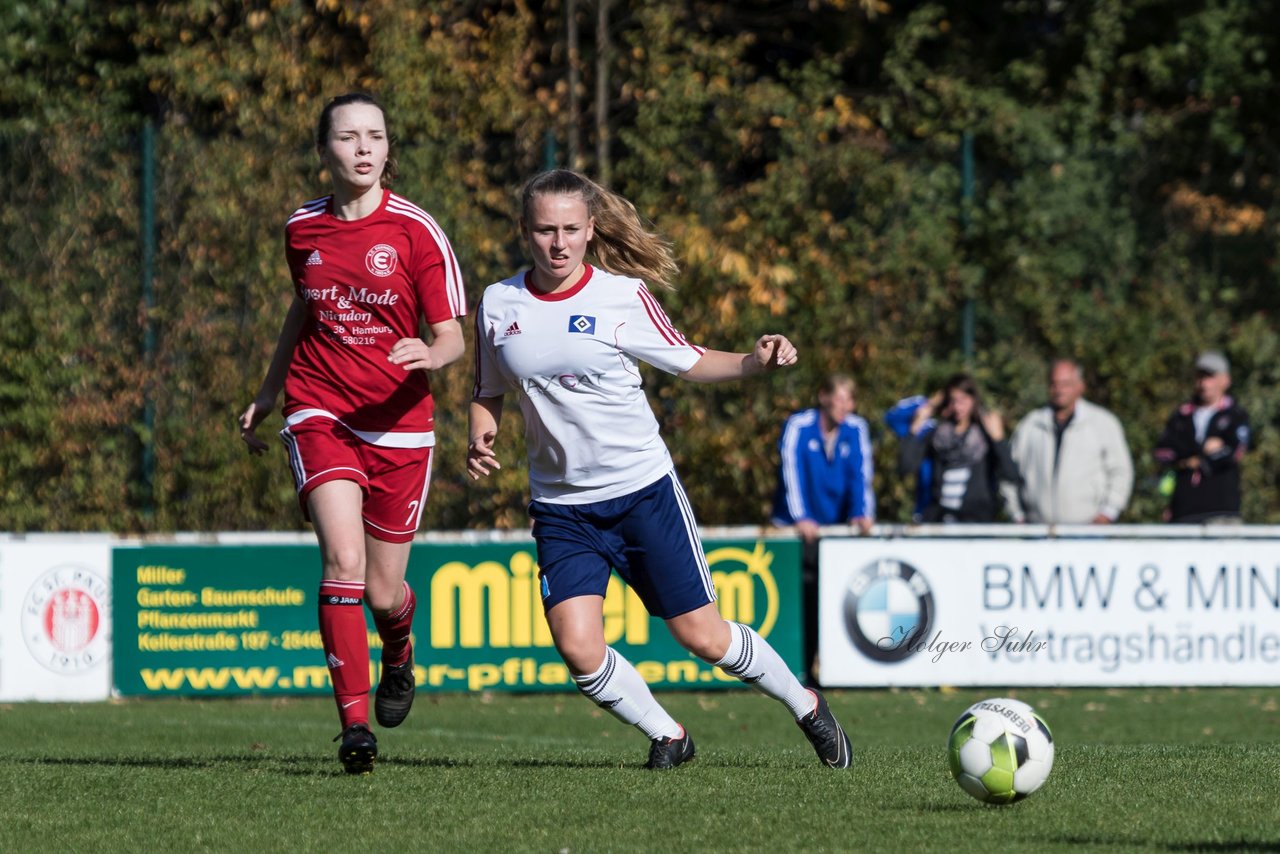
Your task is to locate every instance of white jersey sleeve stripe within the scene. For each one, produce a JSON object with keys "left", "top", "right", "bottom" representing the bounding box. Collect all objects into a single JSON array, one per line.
[
  {"left": 386, "top": 198, "right": 466, "bottom": 317},
  {"left": 286, "top": 196, "right": 330, "bottom": 227},
  {"left": 387, "top": 197, "right": 465, "bottom": 314},
  {"left": 387, "top": 196, "right": 467, "bottom": 317}
]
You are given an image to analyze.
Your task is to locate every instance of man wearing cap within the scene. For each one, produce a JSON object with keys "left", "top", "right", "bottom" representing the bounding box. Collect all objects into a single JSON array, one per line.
[
  {"left": 1153, "top": 351, "right": 1251, "bottom": 523},
  {"left": 1003, "top": 359, "right": 1134, "bottom": 525}
]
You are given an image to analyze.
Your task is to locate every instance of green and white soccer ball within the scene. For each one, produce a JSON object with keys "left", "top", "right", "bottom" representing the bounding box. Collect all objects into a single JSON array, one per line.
[{"left": 947, "top": 697, "right": 1054, "bottom": 804}]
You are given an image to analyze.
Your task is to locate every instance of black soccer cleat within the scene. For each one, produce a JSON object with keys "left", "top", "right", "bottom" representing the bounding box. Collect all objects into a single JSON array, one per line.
[
  {"left": 796, "top": 690, "right": 852, "bottom": 769},
  {"left": 335, "top": 722, "right": 378, "bottom": 775},
  {"left": 645, "top": 727, "right": 695, "bottom": 770},
  {"left": 374, "top": 651, "right": 416, "bottom": 729}
]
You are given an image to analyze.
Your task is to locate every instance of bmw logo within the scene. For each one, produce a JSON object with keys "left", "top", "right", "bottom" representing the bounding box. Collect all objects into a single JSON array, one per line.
[{"left": 842, "top": 558, "right": 935, "bottom": 663}]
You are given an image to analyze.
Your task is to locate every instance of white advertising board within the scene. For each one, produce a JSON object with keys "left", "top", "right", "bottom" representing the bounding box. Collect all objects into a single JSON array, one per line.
[
  {"left": 818, "top": 538, "right": 1280, "bottom": 686},
  {"left": 0, "top": 536, "right": 113, "bottom": 700}
]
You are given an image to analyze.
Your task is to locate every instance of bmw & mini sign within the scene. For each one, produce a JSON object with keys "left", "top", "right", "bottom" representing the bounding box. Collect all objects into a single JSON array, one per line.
[{"left": 818, "top": 537, "right": 1280, "bottom": 687}]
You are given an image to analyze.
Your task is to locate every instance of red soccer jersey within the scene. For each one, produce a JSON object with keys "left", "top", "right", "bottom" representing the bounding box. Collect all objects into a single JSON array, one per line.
[{"left": 281, "top": 191, "right": 466, "bottom": 435}]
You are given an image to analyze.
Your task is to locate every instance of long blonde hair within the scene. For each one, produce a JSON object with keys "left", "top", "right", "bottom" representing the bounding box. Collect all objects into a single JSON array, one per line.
[{"left": 520, "top": 170, "right": 680, "bottom": 290}]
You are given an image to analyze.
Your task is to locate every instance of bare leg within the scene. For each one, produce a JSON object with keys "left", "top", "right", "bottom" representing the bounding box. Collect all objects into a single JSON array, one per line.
[
  {"left": 669, "top": 603, "right": 815, "bottom": 719},
  {"left": 547, "top": 595, "right": 683, "bottom": 743}
]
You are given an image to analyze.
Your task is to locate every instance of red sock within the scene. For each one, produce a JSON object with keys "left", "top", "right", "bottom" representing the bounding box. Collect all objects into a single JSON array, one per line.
[
  {"left": 318, "top": 580, "right": 370, "bottom": 728},
  {"left": 373, "top": 581, "right": 415, "bottom": 667}
]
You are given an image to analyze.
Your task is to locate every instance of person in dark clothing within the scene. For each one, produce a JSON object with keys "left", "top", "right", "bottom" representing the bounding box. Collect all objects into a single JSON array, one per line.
[
  {"left": 885, "top": 395, "right": 935, "bottom": 522},
  {"left": 1153, "top": 350, "right": 1250, "bottom": 523},
  {"left": 898, "top": 373, "right": 1020, "bottom": 523}
]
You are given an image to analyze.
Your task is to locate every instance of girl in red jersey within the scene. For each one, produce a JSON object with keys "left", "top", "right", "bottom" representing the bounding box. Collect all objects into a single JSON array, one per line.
[
  {"left": 467, "top": 170, "right": 852, "bottom": 770},
  {"left": 239, "top": 93, "right": 467, "bottom": 773}
]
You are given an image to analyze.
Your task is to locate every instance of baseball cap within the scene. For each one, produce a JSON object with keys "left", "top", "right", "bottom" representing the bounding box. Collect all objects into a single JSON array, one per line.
[{"left": 1195, "top": 350, "right": 1230, "bottom": 375}]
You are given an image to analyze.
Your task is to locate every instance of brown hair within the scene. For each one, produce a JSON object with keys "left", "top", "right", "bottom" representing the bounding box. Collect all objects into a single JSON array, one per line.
[
  {"left": 820, "top": 374, "right": 856, "bottom": 396},
  {"left": 316, "top": 93, "right": 399, "bottom": 188},
  {"left": 520, "top": 170, "right": 679, "bottom": 290},
  {"left": 942, "top": 372, "right": 985, "bottom": 419}
]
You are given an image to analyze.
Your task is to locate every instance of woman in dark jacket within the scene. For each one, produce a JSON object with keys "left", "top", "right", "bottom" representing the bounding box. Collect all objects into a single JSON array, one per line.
[{"left": 898, "top": 373, "right": 1020, "bottom": 522}]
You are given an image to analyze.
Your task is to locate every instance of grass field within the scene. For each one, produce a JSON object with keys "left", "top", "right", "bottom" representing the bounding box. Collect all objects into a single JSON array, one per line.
[{"left": 3, "top": 687, "right": 1278, "bottom": 853}]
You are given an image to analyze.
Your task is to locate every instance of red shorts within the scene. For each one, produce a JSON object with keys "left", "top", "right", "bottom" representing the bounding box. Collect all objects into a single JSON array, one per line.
[{"left": 279, "top": 417, "right": 433, "bottom": 544}]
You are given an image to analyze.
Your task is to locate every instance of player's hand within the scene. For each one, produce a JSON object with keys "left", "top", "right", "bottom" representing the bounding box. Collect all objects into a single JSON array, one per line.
[
  {"left": 467, "top": 430, "right": 501, "bottom": 480},
  {"left": 389, "top": 337, "right": 441, "bottom": 372},
  {"left": 238, "top": 397, "right": 275, "bottom": 455},
  {"left": 851, "top": 516, "right": 874, "bottom": 536},
  {"left": 753, "top": 334, "right": 798, "bottom": 371},
  {"left": 1203, "top": 437, "right": 1224, "bottom": 455}
]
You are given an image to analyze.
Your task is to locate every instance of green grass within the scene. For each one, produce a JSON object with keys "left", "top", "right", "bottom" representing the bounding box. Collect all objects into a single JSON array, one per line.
[{"left": 3, "top": 688, "right": 1279, "bottom": 853}]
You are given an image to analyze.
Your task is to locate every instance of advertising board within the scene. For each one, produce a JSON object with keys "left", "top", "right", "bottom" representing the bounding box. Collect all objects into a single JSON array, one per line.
[
  {"left": 819, "top": 537, "right": 1280, "bottom": 686},
  {"left": 113, "top": 538, "right": 802, "bottom": 695}
]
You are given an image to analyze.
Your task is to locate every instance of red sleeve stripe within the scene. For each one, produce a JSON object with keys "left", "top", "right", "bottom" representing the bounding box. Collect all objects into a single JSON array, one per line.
[
  {"left": 637, "top": 284, "right": 705, "bottom": 353},
  {"left": 387, "top": 195, "right": 467, "bottom": 317}
]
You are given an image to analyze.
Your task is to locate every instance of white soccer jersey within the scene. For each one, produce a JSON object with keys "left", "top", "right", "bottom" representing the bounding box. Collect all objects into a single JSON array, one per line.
[{"left": 473, "top": 265, "right": 706, "bottom": 504}]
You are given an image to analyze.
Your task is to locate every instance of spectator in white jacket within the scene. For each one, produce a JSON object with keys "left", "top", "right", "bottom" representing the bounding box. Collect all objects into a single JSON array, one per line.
[{"left": 1003, "top": 360, "right": 1133, "bottom": 524}]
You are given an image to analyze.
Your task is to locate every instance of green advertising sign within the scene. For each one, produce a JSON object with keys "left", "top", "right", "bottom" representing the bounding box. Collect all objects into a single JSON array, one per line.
[{"left": 112, "top": 538, "right": 801, "bottom": 697}]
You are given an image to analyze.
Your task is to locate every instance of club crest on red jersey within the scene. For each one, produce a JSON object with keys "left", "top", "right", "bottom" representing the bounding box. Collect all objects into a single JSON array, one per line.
[{"left": 365, "top": 243, "right": 398, "bottom": 277}]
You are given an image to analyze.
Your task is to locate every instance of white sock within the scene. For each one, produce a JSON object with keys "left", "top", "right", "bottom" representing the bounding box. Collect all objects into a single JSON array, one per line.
[
  {"left": 573, "top": 647, "right": 683, "bottom": 741},
  {"left": 716, "top": 622, "right": 817, "bottom": 719}
]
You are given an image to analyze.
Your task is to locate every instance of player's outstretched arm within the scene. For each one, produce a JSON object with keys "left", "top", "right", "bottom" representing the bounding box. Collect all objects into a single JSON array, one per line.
[
  {"left": 679, "top": 334, "right": 798, "bottom": 383},
  {"left": 467, "top": 396, "right": 505, "bottom": 480}
]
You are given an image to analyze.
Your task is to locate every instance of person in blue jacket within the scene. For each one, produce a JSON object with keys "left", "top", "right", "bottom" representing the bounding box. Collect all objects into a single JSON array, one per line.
[
  {"left": 772, "top": 374, "right": 874, "bottom": 682},
  {"left": 772, "top": 374, "right": 875, "bottom": 538}
]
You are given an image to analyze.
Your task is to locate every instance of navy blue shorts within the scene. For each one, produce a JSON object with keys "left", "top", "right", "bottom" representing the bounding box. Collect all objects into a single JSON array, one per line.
[{"left": 529, "top": 471, "right": 717, "bottom": 620}]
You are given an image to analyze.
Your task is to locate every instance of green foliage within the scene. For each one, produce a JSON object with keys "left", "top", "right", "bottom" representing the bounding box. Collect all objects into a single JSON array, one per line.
[{"left": 1, "top": 0, "right": 1277, "bottom": 531}]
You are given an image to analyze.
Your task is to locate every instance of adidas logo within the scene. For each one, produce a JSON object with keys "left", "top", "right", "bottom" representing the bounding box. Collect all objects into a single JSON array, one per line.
[
  {"left": 327, "top": 653, "right": 345, "bottom": 669},
  {"left": 305, "top": 250, "right": 323, "bottom": 266},
  {"left": 503, "top": 322, "right": 522, "bottom": 337}
]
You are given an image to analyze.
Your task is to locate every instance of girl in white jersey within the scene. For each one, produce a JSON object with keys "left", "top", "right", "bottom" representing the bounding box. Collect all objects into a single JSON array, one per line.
[
  {"left": 468, "top": 169, "right": 852, "bottom": 770},
  {"left": 239, "top": 93, "right": 467, "bottom": 773}
]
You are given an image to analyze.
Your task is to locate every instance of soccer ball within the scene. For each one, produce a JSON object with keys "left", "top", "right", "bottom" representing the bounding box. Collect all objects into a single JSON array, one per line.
[{"left": 947, "top": 697, "right": 1054, "bottom": 804}]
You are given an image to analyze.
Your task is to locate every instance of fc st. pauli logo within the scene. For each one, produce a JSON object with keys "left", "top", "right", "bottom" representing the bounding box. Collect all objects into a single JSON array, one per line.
[{"left": 22, "top": 565, "right": 110, "bottom": 673}]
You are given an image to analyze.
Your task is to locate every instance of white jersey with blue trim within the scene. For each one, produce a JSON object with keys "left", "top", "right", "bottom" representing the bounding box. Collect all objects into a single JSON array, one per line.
[{"left": 473, "top": 265, "right": 706, "bottom": 504}]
